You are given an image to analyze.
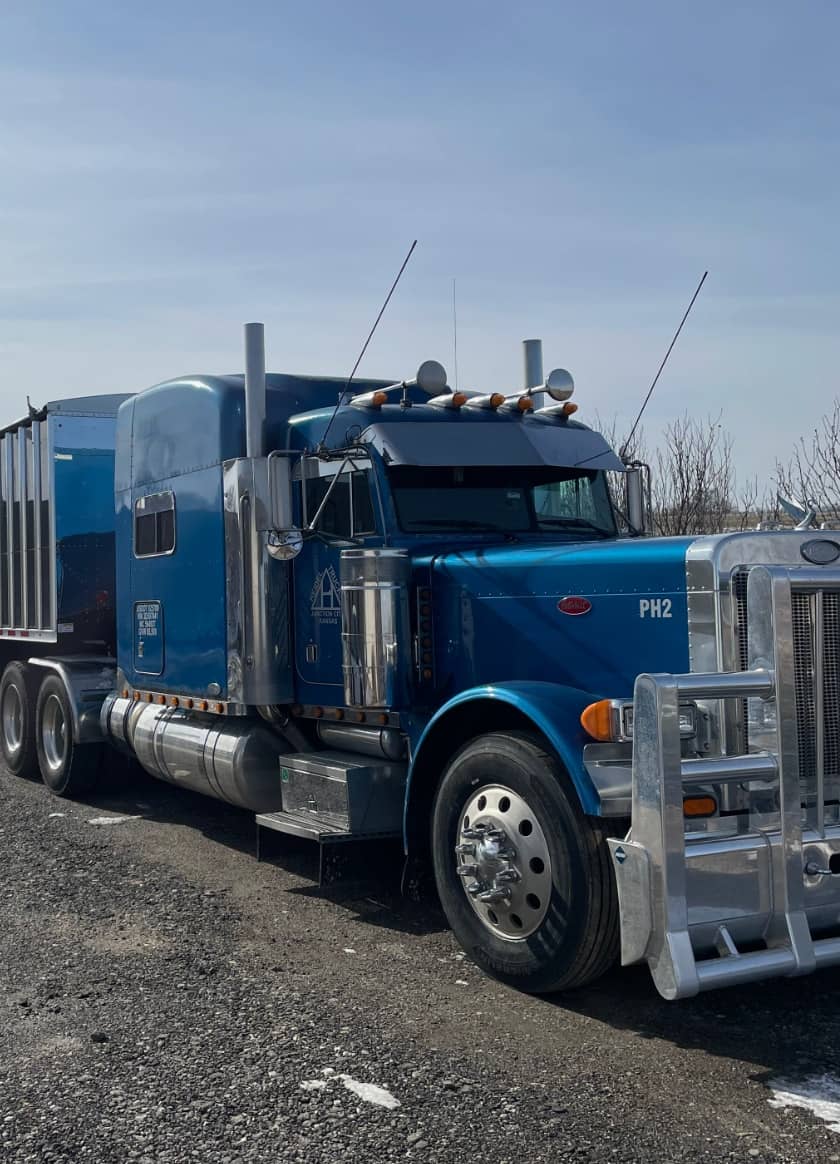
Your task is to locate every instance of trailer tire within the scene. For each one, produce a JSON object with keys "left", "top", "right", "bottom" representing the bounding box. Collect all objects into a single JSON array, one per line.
[
  {"left": 35, "top": 675, "right": 101, "bottom": 797},
  {"left": 0, "top": 662, "right": 41, "bottom": 779},
  {"left": 431, "top": 731, "right": 618, "bottom": 994}
]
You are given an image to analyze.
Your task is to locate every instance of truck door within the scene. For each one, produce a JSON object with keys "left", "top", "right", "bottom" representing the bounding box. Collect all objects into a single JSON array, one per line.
[{"left": 293, "top": 457, "right": 381, "bottom": 701}]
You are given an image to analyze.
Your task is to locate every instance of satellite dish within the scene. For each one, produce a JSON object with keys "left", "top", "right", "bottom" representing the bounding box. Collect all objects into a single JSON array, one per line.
[
  {"left": 545, "top": 368, "right": 574, "bottom": 402},
  {"left": 415, "top": 360, "right": 448, "bottom": 397}
]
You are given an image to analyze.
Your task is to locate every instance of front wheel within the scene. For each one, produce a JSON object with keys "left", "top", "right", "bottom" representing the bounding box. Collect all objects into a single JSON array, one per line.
[
  {"left": 431, "top": 731, "right": 618, "bottom": 994},
  {"left": 35, "top": 675, "right": 101, "bottom": 797}
]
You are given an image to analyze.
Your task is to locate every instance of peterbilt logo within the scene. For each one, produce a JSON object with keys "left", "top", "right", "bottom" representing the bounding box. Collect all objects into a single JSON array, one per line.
[
  {"left": 557, "top": 596, "right": 591, "bottom": 616},
  {"left": 801, "top": 539, "right": 840, "bottom": 566}
]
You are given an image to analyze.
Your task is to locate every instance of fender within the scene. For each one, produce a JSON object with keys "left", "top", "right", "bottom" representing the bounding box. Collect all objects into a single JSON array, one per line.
[{"left": 407, "top": 680, "right": 602, "bottom": 837}]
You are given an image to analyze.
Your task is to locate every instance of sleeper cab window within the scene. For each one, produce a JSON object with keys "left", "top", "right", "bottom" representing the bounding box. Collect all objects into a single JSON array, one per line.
[
  {"left": 304, "top": 470, "right": 376, "bottom": 540},
  {"left": 134, "top": 491, "right": 176, "bottom": 558}
]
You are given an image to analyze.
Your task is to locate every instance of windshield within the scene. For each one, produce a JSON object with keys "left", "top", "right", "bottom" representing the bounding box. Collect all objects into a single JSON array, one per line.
[{"left": 388, "top": 466, "right": 617, "bottom": 537}]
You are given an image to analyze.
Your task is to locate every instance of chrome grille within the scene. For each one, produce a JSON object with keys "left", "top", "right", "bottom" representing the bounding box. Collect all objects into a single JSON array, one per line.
[
  {"left": 733, "top": 570, "right": 840, "bottom": 818},
  {"left": 790, "top": 590, "right": 840, "bottom": 788}
]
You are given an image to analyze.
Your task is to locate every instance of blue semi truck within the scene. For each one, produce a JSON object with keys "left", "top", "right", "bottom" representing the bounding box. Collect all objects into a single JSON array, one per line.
[{"left": 3, "top": 323, "right": 840, "bottom": 1000}]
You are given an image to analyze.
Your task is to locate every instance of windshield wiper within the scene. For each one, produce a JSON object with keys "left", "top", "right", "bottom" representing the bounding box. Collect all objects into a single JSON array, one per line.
[
  {"left": 536, "top": 517, "right": 613, "bottom": 538},
  {"left": 407, "top": 519, "right": 508, "bottom": 532}
]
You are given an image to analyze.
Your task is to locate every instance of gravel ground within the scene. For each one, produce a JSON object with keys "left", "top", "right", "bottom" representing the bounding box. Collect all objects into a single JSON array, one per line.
[{"left": 3, "top": 761, "right": 840, "bottom": 1163}]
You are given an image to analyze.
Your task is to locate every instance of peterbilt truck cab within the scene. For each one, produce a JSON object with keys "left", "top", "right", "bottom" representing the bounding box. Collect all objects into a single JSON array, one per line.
[{"left": 2, "top": 323, "right": 840, "bottom": 1001}]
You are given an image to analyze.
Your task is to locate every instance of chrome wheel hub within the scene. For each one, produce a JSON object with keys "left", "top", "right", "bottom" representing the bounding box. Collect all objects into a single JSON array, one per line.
[
  {"left": 2, "top": 685, "right": 22, "bottom": 755},
  {"left": 41, "top": 694, "right": 67, "bottom": 776},
  {"left": 455, "top": 783, "right": 552, "bottom": 940}
]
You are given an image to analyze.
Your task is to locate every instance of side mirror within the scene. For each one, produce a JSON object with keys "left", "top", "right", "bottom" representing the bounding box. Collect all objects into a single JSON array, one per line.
[
  {"left": 415, "top": 360, "right": 448, "bottom": 397},
  {"left": 266, "top": 453, "right": 302, "bottom": 558},
  {"left": 544, "top": 368, "right": 574, "bottom": 402},
  {"left": 625, "top": 464, "right": 648, "bottom": 535}
]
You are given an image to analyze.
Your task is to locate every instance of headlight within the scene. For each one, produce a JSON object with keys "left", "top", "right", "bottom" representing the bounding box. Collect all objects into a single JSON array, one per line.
[
  {"left": 581, "top": 698, "right": 698, "bottom": 743},
  {"left": 621, "top": 702, "right": 697, "bottom": 740}
]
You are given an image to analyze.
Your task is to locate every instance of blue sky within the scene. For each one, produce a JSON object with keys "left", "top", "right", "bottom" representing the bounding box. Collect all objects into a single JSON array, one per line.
[{"left": 1, "top": 1, "right": 838, "bottom": 483}]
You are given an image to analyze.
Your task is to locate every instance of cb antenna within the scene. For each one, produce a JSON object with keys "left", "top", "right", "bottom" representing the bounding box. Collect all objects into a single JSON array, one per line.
[
  {"left": 452, "top": 277, "right": 459, "bottom": 392},
  {"left": 319, "top": 239, "right": 418, "bottom": 451},
  {"left": 620, "top": 270, "right": 708, "bottom": 461}
]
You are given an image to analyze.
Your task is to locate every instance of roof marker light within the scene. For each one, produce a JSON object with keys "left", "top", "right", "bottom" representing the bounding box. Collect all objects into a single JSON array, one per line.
[
  {"left": 353, "top": 389, "right": 390, "bottom": 408},
  {"left": 499, "top": 394, "right": 534, "bottom": 413},
  {"left": 428, "top": 392, "right": 468, "bottom": 409},
  {"left": 535, "top": 400, "right": 580, "bottom": 420},
  {"left": 463, "top": 392, "right": 506, "bottom": 410}
]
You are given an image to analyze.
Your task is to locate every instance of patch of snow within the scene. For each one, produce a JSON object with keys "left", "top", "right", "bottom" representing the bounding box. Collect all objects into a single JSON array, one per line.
[
  {"left": 48, "top": 812, "right": 66, "bottom": 818},
  {"left": 299, "top": 1080, "right": 327, "bottom": 1092},
  {"left": 455, "top": 979, "right": 468, "bottom": 986},
  {"left": 768, "top": 1074, "right": 840, "bottom": 1133},
  {"left": 87, "top": 815, "right": 141, "bottom": 826},
  {"left": 338, "top": 1074, "right": 400, "bottom": 1109},
  {"left": 321, "top": 1067, "right": 336, "bottom": 1077},
  {"left": 343, "top": 948, "right": 356, "bottom": 955}
]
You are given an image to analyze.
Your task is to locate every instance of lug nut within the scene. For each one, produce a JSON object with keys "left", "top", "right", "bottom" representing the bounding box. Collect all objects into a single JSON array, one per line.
[
  {"left": 477, "top": 887, "right": 512, "bottom": 905},
  {"left": 457, "top": 863, "right": 479, "bottom": 878},
  {"left": 495, "top": 868, "right": 521, "bottom": 884},
  {"left": 456, "top": 843, "right": 477, "bottom": 856}
]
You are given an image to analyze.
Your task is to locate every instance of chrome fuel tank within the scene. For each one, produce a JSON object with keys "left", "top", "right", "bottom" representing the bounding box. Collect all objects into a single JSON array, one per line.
[{"left": 102, "top": 696, "right": 288, "bottom": 812}]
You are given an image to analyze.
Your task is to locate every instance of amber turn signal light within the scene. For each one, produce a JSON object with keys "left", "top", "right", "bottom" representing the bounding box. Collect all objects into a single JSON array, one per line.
[
  {"left": 562, "top": 402, "right": 578, "bottom": 416},
  {"left": 683, "top": 795, "right": 717, "bottom": 819},
  {"left": 580, "top": 699, "right": 616, "bottom": 742}
]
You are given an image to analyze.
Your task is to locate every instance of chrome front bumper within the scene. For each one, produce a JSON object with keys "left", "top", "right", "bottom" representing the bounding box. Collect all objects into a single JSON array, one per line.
[{"left": 610, "top": 565, "right": 840, "bottom": 999}]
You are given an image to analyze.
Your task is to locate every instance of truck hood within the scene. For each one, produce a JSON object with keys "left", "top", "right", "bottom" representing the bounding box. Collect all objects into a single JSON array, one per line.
[{"left": 427, "top": 536, "right": 694, "bottom": 699}]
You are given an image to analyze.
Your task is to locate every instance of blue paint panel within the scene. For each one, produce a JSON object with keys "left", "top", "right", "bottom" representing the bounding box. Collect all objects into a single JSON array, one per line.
[
  {"left": 134, "top": 600, "right": 163, "bottom": 674},
  {"left": 50, "top": 412, "right": 122, "bottom": 648},
  {"left": 428, "top": 538, "right": 692, "bottom": 701},
  {"left": 115, "top": 374, "right": 395, "bottom": 493},
  {"left": 116, "top": 465, "right": 227, "bottom": 696},
  {"left": 408, "top": 681, "right": 606, "bottom": 820}
]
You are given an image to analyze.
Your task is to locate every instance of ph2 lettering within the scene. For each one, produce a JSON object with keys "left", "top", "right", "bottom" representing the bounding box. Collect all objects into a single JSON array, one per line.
[{"left": 639, "top": 597, "right": 672, "bottom": 619}]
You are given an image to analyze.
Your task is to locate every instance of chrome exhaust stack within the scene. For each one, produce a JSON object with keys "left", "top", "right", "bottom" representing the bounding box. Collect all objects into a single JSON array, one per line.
[{"left": 244, "top": 321, "right": 266, "bottom": 458}]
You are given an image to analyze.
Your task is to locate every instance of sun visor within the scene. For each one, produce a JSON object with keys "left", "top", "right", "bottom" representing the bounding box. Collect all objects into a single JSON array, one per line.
[{"left": 360, "top": 419, "right": 624, "bottom": 471}]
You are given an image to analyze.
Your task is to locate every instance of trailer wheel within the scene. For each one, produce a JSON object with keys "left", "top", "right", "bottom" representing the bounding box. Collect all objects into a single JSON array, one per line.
[
  {"left": 431, "top": 731, "right": 618, "bottom": 994},
  {"left": 0, "top": 662, "right": 41, "bottom": 779},
  {"left": 35, "top": 675, "right": 101, "bottom": 797}
]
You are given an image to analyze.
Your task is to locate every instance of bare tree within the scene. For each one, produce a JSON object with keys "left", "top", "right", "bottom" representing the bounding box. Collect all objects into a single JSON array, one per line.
[
  {"left": 650, "top": 414, "right": 735, "bottom": 536},
  {"left": 775, "top": 398, "right": 840, "bottom": 525},
  {"left": 597, "top": 411, "right": 778, "bottom": 536}
]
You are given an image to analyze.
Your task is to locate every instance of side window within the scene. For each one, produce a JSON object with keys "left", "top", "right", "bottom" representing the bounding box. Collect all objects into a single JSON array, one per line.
[
  {"left": 351, "top": 470, "right": 375, "bottom": 535},
  {"left": 305, "top": 475, "right": 351, "bottom": 539},
  {"left": 134, "top": 491, "right": 176, "bottom": 557},
  {"left": 304, "top": 469, "right": 376, "bottom": 539}
]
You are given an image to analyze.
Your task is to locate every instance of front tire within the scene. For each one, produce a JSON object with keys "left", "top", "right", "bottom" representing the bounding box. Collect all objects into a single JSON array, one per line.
[
  {"left": 431, "top": 731, "right": 618, "bottom": 994},
  {"left": 35, "top": 675, "right": 101, "bottom": 797},
  {"left": 0, "top": 661, "right": 40, "bottom": 778}
]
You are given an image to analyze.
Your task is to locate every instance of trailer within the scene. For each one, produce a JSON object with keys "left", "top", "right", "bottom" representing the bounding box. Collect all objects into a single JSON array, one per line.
[{"left": 3, "top": 323, "right": 840, "bottom": 1000}]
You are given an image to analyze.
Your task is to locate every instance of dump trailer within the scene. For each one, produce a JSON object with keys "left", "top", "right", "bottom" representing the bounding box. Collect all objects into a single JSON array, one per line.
[{"left": 4, "top": 324, "right": 840, "bottom": 1001}]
